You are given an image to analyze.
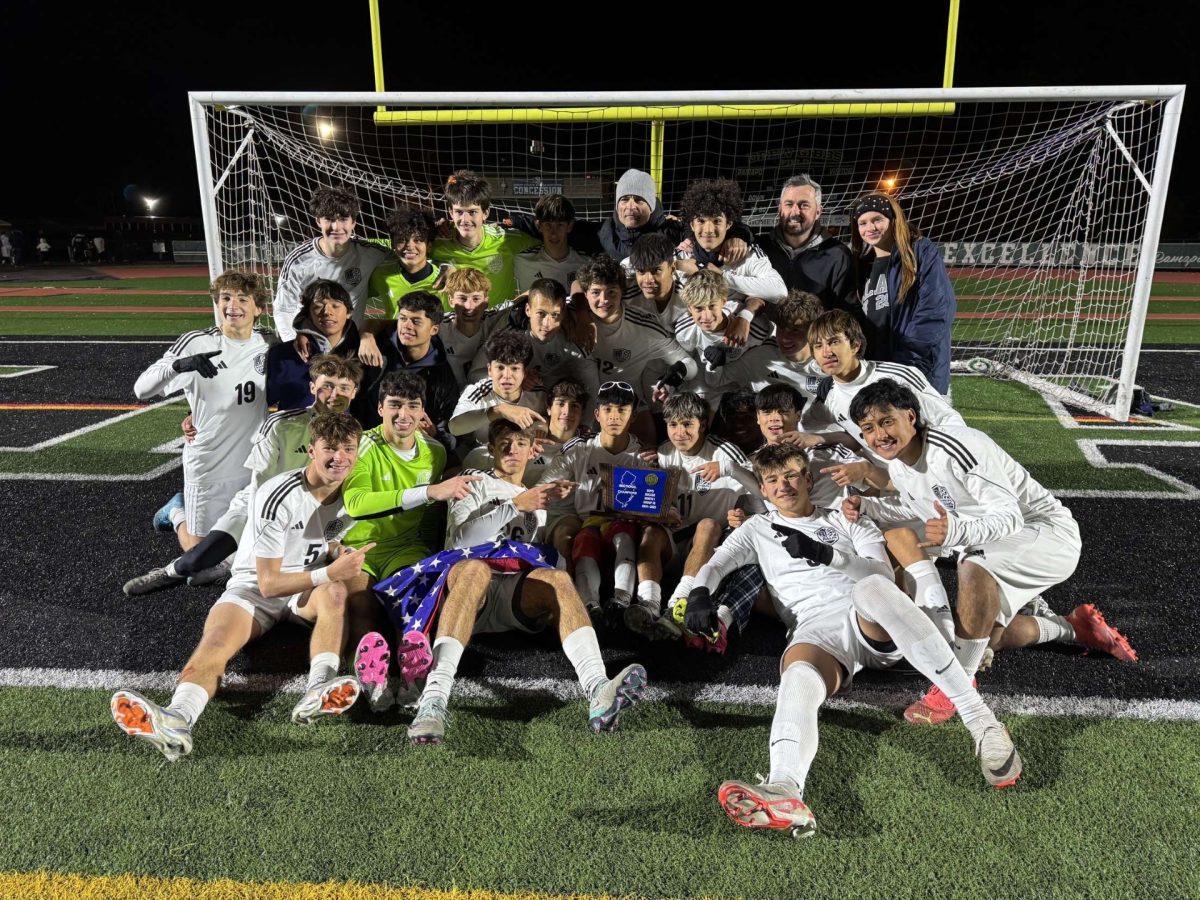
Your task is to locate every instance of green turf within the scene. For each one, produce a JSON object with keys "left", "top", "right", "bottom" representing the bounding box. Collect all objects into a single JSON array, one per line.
[
  {"left": 0, "top": 314, "right": 213, "bottom": 337},
  {"left": 0, "top": 687, "right": 1196, "bottom": 898},
  {"left": 0, "top": 276, "right": 216, "bottom": 291},
  {"left": 0, "top": 295, "right": 210, "bottom": 307}
]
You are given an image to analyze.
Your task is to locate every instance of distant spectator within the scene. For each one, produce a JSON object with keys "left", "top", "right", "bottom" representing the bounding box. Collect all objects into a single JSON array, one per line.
[
  {"left": 10, "top": 229, "right": 23, "bottom": 266},
  {"left": 152, "top": 239, "right": 167, "bottom": 260},
  {"left": 0, "top": 233, "right": 11, "bottom": 267},
  {"left": 36, "top": 234, "right": 50, "bottom": 263},
  {"left": 93, "top": 235, "right": 107, "bottom": 262}
]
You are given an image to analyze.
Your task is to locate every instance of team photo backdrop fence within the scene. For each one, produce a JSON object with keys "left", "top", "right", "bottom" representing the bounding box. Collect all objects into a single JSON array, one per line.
[{"left": 189, "top": 87, "right": 1184, "bottom": 421}]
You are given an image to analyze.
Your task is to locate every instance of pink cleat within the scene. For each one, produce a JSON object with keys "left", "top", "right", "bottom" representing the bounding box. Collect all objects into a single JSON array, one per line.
[
  {"left": 1066, "top": 604, "right": 1138, "bottom": 663},
  {"left": 398, "top": 629, "right": 434, "bottom": 685}
]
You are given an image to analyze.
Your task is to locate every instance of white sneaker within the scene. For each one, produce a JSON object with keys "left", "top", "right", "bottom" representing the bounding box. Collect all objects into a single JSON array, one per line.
[
  {"left": 717, "top": 776, "right": 816, "bottom": 838},
  {"left": 976, "top": 722, "right": 1022, "bottom": 789},
  {"left": 407, "top": 696, "right": 448, "bottom": 745},
  {"left": 123, "top": 566, "right": 184, "bottom": 597},
  {"left": 291, "top": 676, "right": 360, "bottom": 725},
  {"left": 111, "top": 690, "right": 193, "bottom": 762}
]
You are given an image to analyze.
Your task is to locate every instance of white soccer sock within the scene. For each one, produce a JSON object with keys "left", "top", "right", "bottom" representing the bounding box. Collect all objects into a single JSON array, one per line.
[
  {"left": 168, "top": 682, "right": 209, "bottom": 726},
  {"left": 717, "top": 604, "right": 734, "bottom": 630},
  {"left": 852, "top": 576, "right": 997, "bottom": 732},
  {"left": 904, "top": 560, "right": 955, "bottom": 645},
  {"left": 672, "top": 575, "right": 695, "bottom": 605},
  {"left": 574, "top": 559, "right": 601, "bottom": 608},
  {"left": 1034, "top": 614, "right": 1077, "bottom": 645},
  {"left": 767, "top": 661, "right": 826, "bottom": 796},
  {"left": 562, "top": 626, "right": 608, "bottom": 701},
  {"left": 169, "top": 506, "right": 188, "bottom": 531},
  {"left": 163, "top": 558, "right": 181, "bottom": 578},
  {"left": 306, "top": 651, "right": 340, "bottom": 690},
  {"left": 612, "top": 532, "right": 636, "bottom": 602},
  {"left": 953, "top": 636, "right": 991, "bottom": 678},
  {"left": 636, "top": 580, "right": 661, "bottom": 612},
  {"left": 421, "top": 636, "right": 465, "bottom": 706}
]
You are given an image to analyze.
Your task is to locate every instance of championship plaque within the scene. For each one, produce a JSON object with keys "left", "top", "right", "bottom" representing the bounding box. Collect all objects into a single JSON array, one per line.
[{"left": 599, "top": 464, "right": 681, "bottom": 522}]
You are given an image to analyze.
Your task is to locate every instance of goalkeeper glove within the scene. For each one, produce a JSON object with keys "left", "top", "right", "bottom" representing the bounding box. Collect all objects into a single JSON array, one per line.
[
  {"left": 683, "top": 586, "right": 718, "bottom": 637},
  {"left": 656, "top": 360, "right": 689, "bottom": 391},
  {"left": 172, "top": 350, "right": 222, "bottom": 379},
  {"left": 770, "top": 521, "right": 834, "bottom": 566}
]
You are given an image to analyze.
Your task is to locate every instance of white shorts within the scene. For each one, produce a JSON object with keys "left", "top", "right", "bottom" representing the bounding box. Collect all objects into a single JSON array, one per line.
[
  {"left": 783, "top": 604, "right": 904, "bottom": 685},
  {"left": 472, "top": 571, "right": 545, "bottom": 635},
  {"left": 211, "top": 484, "right": 252, "bottom": 538},
  {"left": 184, "top": 475, "right": 250, "bottom": 537},
  {"left": 212, "top": 578, "right": 313, "bottom": 633},
  {"left": 958, "top": 514, "right": 1081, "bottom": 626}
]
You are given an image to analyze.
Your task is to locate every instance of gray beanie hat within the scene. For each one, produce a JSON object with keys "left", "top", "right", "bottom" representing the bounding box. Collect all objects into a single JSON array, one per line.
[{"left": 615, "top": 168, "right": 658, "bottom": 213}]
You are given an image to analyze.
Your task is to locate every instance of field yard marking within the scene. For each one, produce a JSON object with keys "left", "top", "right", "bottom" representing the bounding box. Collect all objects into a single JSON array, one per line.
[
  {"left": 6, "top": 666, "right": 1197, "bottom": 722},
  {"left": 0, "top": 398, "right": 181, "bottom": 453},
  {"left": 0, "top": 403, "right": 146, "bottom": 411},
  {"left": 0, "top": 364, "right": 55, "bottom": 378},
  {"left": 1054, "top": 439, "right": 1200, "bottom": 500},
  {"left": 1, "top": 305, "right": 208, "bottom": 314}
]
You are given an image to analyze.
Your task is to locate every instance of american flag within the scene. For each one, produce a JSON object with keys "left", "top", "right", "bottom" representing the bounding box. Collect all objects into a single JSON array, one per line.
[{"left": 372, "top": 540, "right": 560, "bottom": 638}]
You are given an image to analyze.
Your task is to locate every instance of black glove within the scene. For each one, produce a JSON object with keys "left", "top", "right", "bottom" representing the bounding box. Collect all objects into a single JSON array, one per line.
[
  {"left": 172, "top": 350, "right": 221, "bottom": 378},
  {"left": 684, "top": 586, "right": 717, "bottom": 637},
  {"left": 507, "top": 296, "right": 530, "bottom": 331},
  {"left": 703, "top": 344, "right": 729, "bottom": 369},
  {"left": 770, "top": 522, "right": 834, "bottom": 565},
  {"left": 657, "top": 360, "right": 689, "bottom": 390}
]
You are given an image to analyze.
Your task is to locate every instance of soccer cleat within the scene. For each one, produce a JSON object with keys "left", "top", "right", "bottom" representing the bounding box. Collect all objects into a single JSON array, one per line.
[
  {"left": 1065, "top": 603, "right": 1138, "bottom": 663},
  {"left": 623, "top": 600, "right": 664, "bottom": 638},
  {"left": 407, "top": 696, "right": 448, "bottom": 745},
  {"left": 354, "top": 632, "right": 395, "bottom": 713},
  {"left": 717, "top": 777, "right": 817, "bottom": 838},
  {"left": 1020, "top": 595, "right": 1054, "bottom": 618},
  {"left": 588, "top": 663, "right": 648, "bottom": 733},
  {"left": 904, "top": 680, "right": 973, "bottom": 725},
  {"left": 649, "top": 612, "right": 683, "bottom": 641},
  {"left": 397, "top": 629, "right": 434, "bottom": 686},
  {"left": 290, "top": 676, "right": 360, "bottom": 725},
  {"left": 975, "top": 722, "right": 1023, "bottom": 789},
  {"left": 111, "top": 690, "right": 193, "bottom": 762},
  {"left": 977, "top": 647, "right": 996, "bottom": 673},
  {"left": 122, "top": 566, "right": 185, "bottom": 597},
  {"left": 684, "top": 620, "right": 729, "bottom": 655},
  {"left": 186, "top": 560, "right": 232, "bottom": 588},
  {"left": 152, "top": 492, "right": 184, "bottom": 533}
]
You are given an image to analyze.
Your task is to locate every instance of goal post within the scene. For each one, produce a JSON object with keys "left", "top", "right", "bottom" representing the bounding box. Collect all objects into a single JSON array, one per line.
[{"left": 188, "top": 85, "right": 1185, "bottom": 422}]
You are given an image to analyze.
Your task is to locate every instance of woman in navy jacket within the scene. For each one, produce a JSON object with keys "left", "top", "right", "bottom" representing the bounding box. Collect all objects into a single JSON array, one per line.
[{"left": 851, "top": 192, "right": 956, "bottom": 393}]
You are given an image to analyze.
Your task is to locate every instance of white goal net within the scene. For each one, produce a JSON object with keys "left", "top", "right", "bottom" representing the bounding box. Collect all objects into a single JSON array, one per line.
[{"left": 190, "top": 87, "right": 1184, "bottom": 421}]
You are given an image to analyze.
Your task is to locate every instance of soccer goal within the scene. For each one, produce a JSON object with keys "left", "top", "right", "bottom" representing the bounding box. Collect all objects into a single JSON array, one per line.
[{"left": 188, "top": 86, "right": 1184, "bottom": 422}]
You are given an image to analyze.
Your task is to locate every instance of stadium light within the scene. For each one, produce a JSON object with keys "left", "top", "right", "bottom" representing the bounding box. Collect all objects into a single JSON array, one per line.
[
  {"left": 317, "top": 120, "right": 335, "bottom": 141},
  {"left": 143, "top": 197, "right": 159, "bottom": 214},
  {"left": 880, "top": 176, "right": 898, "bottom": 192}
]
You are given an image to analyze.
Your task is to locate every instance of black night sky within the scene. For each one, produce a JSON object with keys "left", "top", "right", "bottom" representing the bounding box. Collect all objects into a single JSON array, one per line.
[{"left": 4, "top": 0, "right": 1197, "bottom": 237}]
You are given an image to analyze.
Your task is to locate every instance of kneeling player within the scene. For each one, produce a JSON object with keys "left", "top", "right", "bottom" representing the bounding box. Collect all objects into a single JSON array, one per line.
[
  {"left": 685, "top": 444, "right": 1021, "bottom": 836},
  {"left": 844, "top": 379, "right": 1137, "bottom": 725},
  {"left": 403, "top": 419, "right": 648, "bottom": 744},
  {"left": 111, "top": 414, "right": 374, "bottom": 761}
]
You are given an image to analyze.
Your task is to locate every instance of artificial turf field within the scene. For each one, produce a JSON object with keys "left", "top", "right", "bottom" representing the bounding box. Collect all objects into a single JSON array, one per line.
[{"left": 1, "top": 266, "right": 1198, "bottom": 899}]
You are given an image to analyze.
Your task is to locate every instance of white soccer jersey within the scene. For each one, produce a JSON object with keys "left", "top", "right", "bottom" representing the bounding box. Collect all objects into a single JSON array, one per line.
[
  {"left": 228, "top": 468, "right": 356, "bottom": 590},
  {"left": 539, "top": 433, "right": 646, "bottom": 518},
  {"left": 246, "top": 407, "right": 318, "bottom": 484},
  {"left": 718, "top": 344, "right": 826, "bottom": 406},
  {"left": 859, "top": 425, "right": 1071, "bottom": 548},
  {"left": 450, "top": 378, "right": 548, "bottom": 447},
  {"left": 817, "top": 360, "right": 964, "bottom": 465},
  {"left": 513, "top": 245, "right": 591, "bottom": 294},
  {"left": 441, "top": 310, "right": 506, "bottom": 389},
  {"left": 675, "top": 245, "right": 788, "bottom": 303},
  {"left": 274, "top": 237, "right": 390, "bottom": 341},
  {"left": 592, "top": 306, "right": 697, "bottom": 404},
  {"left": 446, "top": 470, "right": 548, "bottom": 548},
  {"left": 460, "top": 430, "right": 584, "bottom": 489},
  {"left": 467, "top": 327, "right": 598, "bottom": 404},
  {"left": 674, "top": 304, "right": 774, "bottom": 400},
  {"left": 696, "top": 507, "right": 890, "bottom": 635},
  {"left": 134, "top": 326, "right": 273, "bottom": 486},
  {"left": 656, "top": 437, "right": 763, "bottom": 529}
]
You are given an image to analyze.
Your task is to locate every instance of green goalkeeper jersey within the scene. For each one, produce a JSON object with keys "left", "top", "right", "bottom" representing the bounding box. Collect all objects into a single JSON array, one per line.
[
  {"left": 367, "top": 261, "right": 449, "bottom": 317},
  {"left": 342, "top": 426, "right": 447, "bottom": 578},
  {"left": 432, "top": 223, "right": 538, "bottom": 307}
]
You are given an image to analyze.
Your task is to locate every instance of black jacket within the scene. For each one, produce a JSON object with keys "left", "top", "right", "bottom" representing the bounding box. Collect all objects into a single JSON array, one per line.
[
  {"left": 265, "top": 320, "right": 362, "bottom": 411},
  {"left": 353, "top": 334, "right": 460, "bottom": 452},
  {"left": 758, "top": 225, "right": 859, "bottom": 315}
]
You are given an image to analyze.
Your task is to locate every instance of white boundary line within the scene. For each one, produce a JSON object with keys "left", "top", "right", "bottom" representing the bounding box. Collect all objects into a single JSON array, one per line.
[
  {"left": 0, "top": 397, "right": 182, "bottom": 452},
  {"left": 1038, "top": 389, "right": 1200, "bottom": 432},
  {"left": 0, "top": 364, "right": 56, "bottom": 378},
  {"left": 4, "top": 667, "right": 1197, "bottom": 722},
  {"left": 1056, "top": 439, "right": 1200, "bottom": 500}
]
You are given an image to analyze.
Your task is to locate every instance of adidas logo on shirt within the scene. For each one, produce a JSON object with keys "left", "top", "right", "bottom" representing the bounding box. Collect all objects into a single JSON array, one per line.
[
  {"left": 291, "top": 521, "right": 304, "bottom": 530},
  {"left": 217, "top": 361, "right": 229, "bottom": 370}
]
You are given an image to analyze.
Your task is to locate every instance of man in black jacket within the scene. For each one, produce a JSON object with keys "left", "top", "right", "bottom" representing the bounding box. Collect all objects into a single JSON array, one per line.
[{"left": 758, "top": 175, "right": 859, "bottom": 317}]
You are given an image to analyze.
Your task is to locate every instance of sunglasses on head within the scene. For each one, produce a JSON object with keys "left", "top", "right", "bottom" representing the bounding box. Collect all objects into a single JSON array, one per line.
[{"left": 599, "top": 381, "right": 634, "bottom": 393}]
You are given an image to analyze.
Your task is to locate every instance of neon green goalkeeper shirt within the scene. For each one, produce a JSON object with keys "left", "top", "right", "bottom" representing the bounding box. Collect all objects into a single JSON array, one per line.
[
  {"left": 368, "top": 261, "right": 449, "bottom": 317},
  {"left": 342, "top": 426, "right": 447, "bottom": 578},
  {"left": 432, "top": 223, "right": 538, "bottom": 307}
]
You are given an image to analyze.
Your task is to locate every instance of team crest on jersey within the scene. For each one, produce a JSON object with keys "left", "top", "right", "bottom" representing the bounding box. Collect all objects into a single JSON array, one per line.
[
  {"left": 932, "top": 485, "right": 957, "bottom": 512},
  {"left": 254, "top": 353, "right": 266, "bottom": 375},
  {"left": 805, "top": 376, "right": 822, "bottom": 394},
  {"left": 613, "top": 349, "right": 631, "bottom": 363},
  {"left": 345, "top": 267, "right": 363, "bottom": 287},
  {"left": 544, "top": 352, "right": 562, "bottom": 367},
  {"left": 487, "top": 256, "right": 504, "bottom": 273},
  {"left": 323, "top": 518, "right": 346, "bottom": 540},
  {"left": 816, "top": 526, "right": 839, "bottom": 544},
  {"left": 694, "top": 476, "right": 711, "bottom": 493}
]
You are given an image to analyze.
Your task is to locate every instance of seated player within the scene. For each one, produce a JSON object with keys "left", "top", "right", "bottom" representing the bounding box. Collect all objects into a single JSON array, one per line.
[
  {"left": 136, "top": 270, "right": 274, "bottom": 553},
  {"left": 438, "top": 266, "right": 506, "bottom": 388},
  {"left": 353, "top": 291, "right": 460, "bottom": 449},
  {"left": 673, "top": 268, "right": 773, "bottom": 400},
  {"left": 681, "top": 443, "right": 1022, "bottom": 837},
  {"left": 513, "top": 193, "right": 591, "bottom": 294},
  {"left": 718, "top": 289, "right": 826, "bottom": 397},
  {"left": 266, "top": 279, "right": 361, "bottom": 411},
  {"left": 361, "top": 204, "right": 450, "bottom": 365},
  {"left": 460, "top": 376, "right": 592, "bottom": 485},
  {"left": 111, "top": 413, "right": 373, "bottom": 761},
  {"left": 431, "top": 170, "right": 539, "bottom": 306},
  {"left": 399, "top": 419, "right": 647, "bottom": 745},
  {"left": 450, "top": 330, "right": 546, "bottom": 449},
  {"left": 537, "top": 381, "right": 653, "bottom": 624},
  {"left": 675, "top": 177, "right": 786, "bottom": 344},
  {"left": 274, "top": 184, "right": 389, "bottom": 343},
  {"left": 125, "top": 354, "right": 363, "bottom": 596},
  {"left": 648, "top": 392, "right": 764, "bottom": 647},
  {"left": 844, "top": 379, "right": 1137, "bottom": 725}
]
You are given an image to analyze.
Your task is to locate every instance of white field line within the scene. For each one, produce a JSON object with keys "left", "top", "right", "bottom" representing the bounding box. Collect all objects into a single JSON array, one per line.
[
  {"left": 5, "top": 667, "right": 1197, "bottom": 722},
  {"left": 0, "top": 364, "right": 56, "bottom": 378}
]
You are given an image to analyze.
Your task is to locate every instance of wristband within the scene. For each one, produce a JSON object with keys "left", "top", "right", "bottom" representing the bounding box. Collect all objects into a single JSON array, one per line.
[
  {"left": 736, "top": 308, "right": 755, "bottom": 323},
  {"left": 310, "top": 566, "right": 331, "bottom": 586}
]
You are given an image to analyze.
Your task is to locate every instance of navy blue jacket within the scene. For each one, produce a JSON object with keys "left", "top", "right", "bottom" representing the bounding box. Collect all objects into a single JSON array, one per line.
[{"left": 875, "top": 236, "right": 956, "bottom": 393}]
